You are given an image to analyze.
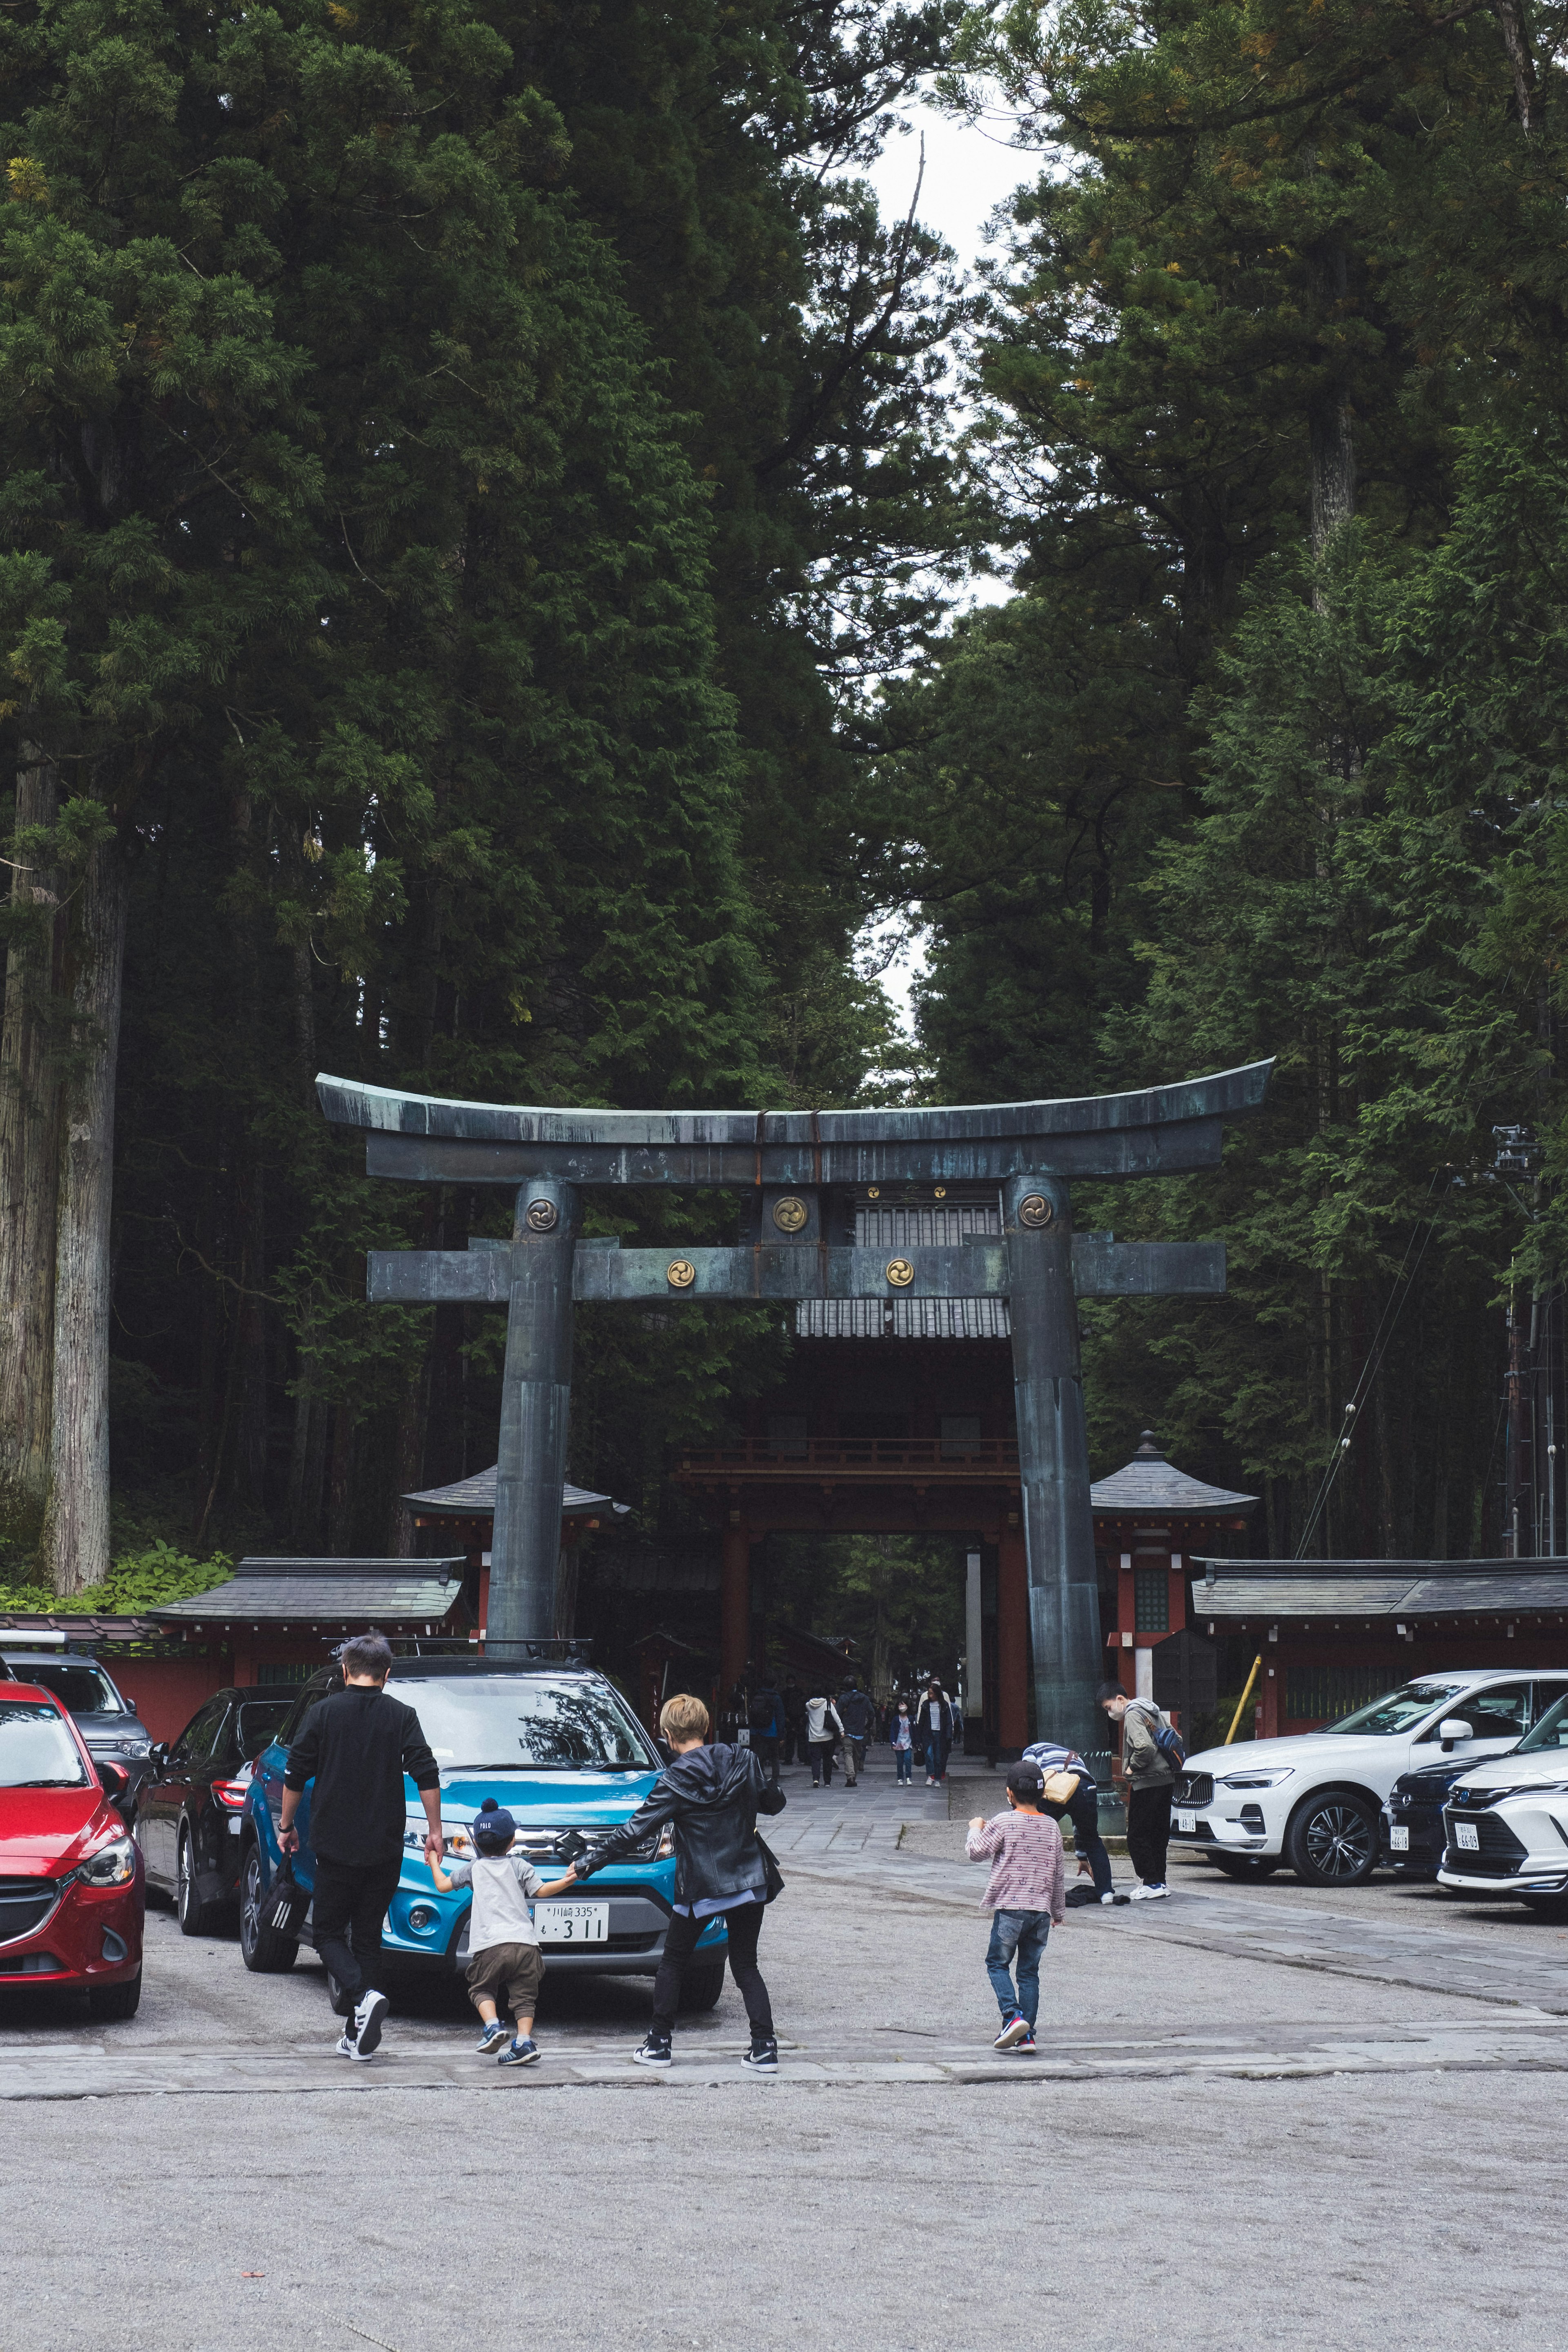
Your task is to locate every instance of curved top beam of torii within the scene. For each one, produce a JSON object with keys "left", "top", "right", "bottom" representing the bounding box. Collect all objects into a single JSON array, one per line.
[{"left": 316, "top": 1059, "right": 1273, "bottom": 1187}]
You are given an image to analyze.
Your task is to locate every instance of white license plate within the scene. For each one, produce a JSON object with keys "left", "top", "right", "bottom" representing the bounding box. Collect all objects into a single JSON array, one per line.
[
  {"left": 534, "top": 1901, "right": 610, "bottom": 1944},
  {"left": 1175, "top": 1811, "right": 1196, "bottom": 1835},
  {"left": 1454, "top": 1821, "right": 1480, "bottom": 1851},
  {"left": 1390, "top": 1825, "right": 1410, "bottom": 1853}
]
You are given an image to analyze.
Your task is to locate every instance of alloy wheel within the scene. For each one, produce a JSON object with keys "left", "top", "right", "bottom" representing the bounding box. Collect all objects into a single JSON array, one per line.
[
  {"left": 240, "top": 1849, "right": 261, "bottom": 1957},
  {"left": 177, "top": 1833, "right": 194, "bottom": 1927},
  {"left": 1303, "top": 1801, "right": 1375, "bottom": 1879}
]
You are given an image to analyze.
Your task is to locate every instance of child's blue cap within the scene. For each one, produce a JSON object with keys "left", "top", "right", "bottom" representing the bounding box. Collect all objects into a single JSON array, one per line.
[{"left": 473, "top": 1797, "right": 517, "bottom": 1854}]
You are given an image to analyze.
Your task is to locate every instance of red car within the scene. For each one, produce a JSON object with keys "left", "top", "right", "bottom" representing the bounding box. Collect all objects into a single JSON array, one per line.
[{"left": 0, "top": 1681, "right": 144, "bottom": 2018}]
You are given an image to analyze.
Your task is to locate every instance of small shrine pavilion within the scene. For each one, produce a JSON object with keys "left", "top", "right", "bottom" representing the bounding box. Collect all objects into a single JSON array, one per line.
[{"left": 1091, "top": 1431, "right": 1258, "bottom": 1721}]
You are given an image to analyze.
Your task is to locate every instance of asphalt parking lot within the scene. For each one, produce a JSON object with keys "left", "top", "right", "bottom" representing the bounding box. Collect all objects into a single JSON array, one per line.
[{"left": 4, "top": 1756, "right": 1566, "bottom": 2351}]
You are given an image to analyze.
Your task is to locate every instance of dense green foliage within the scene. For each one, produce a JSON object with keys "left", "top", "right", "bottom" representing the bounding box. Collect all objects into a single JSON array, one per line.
[
  {"left": 879, "top": 0, "right": 1568, "bottom": 1553},
  {"left": 0, "top": 0, "right": 969, "bottom": 1576}
]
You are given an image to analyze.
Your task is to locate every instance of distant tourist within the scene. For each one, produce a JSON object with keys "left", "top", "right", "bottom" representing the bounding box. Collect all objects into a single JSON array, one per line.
[
  {"left": 837, "top": 1682, "right": 874, "bottom": 1784},
  {"left": 782, "top": 1678, "right": 807, "bottom": 1765},
  {"left": 965, "top": 1762, "right": 1067, "bottom": 2052},
  {"left": 748, "top": 1677, "right": 784, "bottom": 1785},
  {"left": 1098, "top": 1681, "right": 1179, "bottom": 1900},
  {"left": 1024, "top": 1734, "right": 1127, "bottom": 1907},
  {"left": 920, "top": 1681, "right": 954, "bottom": 1786},
  {"left": 278, "top": 1632, "right": 443, "bottom": 2062},
  {"left": 890, "top": 1697, "right": 915, "bottom": 1785},
  {"left": 566, "top": 1693, "right": 786, "bottom": 2073},
  {"left": 428, "top": 1797, "right": 577, "bottom": 2065},
  {"left": 804, "top": 1689, "right": 846, "bottom": 1787}
]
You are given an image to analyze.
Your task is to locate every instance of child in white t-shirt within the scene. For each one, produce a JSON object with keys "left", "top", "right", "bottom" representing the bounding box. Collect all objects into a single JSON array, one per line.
[{"left": 429, "top": 1797, "right": 576, "bottom": 2065}]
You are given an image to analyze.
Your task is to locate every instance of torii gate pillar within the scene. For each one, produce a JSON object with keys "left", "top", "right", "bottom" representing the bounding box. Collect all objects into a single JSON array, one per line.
[{"left": 1003, "top": 1171, "right": 1098, "bottom": 1757}]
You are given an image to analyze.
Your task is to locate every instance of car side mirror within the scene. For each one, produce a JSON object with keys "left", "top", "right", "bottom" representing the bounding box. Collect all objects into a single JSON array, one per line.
[
  {"left": 98, "top": 1760, "right": 129, "bottom": 1797},
  {"left": 1439, "top": 1718, "right": 1473, "bottom": 1752},
  {"left": 148, "top": 1743, "right": 169, "bottom": 1771}
]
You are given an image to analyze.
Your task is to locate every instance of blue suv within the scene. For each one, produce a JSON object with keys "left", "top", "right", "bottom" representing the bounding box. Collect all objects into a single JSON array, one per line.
[{"left": 238, "top": 1659, "right": 727, "bottom": 2005}]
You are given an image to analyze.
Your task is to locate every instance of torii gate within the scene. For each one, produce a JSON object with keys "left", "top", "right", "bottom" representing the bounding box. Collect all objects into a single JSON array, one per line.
[{"left": 318, "top": 1060, "right": 1270, "bottom": 1755}]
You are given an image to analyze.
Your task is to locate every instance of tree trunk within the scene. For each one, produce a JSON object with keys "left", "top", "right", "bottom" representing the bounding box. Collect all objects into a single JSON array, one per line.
[
  {"left": 388, "top": 1345, "right": 429, "bottom": 1554},
  {"left": 0, "top": 752, "right": 62, "bottom": 1548},
  {"left": 327, "top": 1400, "right": 355, "bottom": 1551},
  {"left": 1492, "top": 0, "right": 1538, "bottom": 134},
  {"left": 40, "top": 831, "right": 129, "bottom": 1594}
]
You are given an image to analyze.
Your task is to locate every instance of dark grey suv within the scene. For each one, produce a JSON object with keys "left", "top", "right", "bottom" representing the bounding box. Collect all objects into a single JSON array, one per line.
[{"left": 0, "top": 1647, "right": 154, "bottom": 1801}]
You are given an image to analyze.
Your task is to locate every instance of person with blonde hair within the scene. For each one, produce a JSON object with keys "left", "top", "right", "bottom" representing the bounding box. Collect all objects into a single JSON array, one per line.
[{"left": 566, "top": 1692, "right": 788, "bottom": 2071}]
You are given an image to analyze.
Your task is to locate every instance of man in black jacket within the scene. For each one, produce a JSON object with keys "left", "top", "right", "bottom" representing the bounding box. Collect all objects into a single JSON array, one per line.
[
  {"left": 567, "top": 1691, "right": 786, "bottom": 2072},
  {"left": 280, "top": 1634, "right": 442, "bottom": 2060}
]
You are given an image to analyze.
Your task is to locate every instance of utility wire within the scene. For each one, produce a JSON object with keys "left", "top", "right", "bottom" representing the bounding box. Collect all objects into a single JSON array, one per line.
[{"left": 1294, "top": 1173, "right": 1448, "bottom": 1558}]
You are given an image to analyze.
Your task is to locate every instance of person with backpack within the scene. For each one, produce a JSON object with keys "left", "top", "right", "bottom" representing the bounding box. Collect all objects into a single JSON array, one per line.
[
  {"left": 804, "top": 1688, "right": 846, "bottom": 1787},
  {"left": 837, "top": 1681, "right": 874, "bottom": 1784},
  {"left": 748, "top": 1677, "right": 783, "bottom": 1785},
  {"left": 1097, "top": 1680, "right": 1183, "bottom": 1900},
  {"left": 1022, "top": 1735, "right": 1128, "bottom": 1907}
]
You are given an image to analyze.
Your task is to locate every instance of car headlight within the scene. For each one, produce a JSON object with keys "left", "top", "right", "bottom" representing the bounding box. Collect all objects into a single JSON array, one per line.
[
  {"left": 1221, "top": 1768, "right": 1295, "bottom": 1790},
  {"left": 115, "top": 1740, "right": 151, "bottom": 1759},
  {"left": 63, "top": 1835, "right": 137, "bottom": 1890}
]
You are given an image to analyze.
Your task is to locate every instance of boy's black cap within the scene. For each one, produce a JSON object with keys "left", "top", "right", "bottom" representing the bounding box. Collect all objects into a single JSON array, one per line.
[
  {"left": 473, "top": 1796, "right": 516, "bottom": 1853},
  {"left": 1006, "top": 1762, "right": 1045, "bottom": 1799}
]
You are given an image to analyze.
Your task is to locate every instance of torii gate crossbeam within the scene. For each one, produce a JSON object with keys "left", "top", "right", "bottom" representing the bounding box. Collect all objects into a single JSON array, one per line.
[{"left": 318, "top": 1060, "right": 1270, "bottom": 1755}]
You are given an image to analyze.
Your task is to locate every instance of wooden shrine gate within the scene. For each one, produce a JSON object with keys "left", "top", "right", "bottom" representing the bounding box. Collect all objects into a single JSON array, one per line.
[{"left": 318, "top": 1061, "right": 1270, "bottom": 1757}]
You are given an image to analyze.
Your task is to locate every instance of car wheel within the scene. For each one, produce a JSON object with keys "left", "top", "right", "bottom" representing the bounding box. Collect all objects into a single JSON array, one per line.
[
  {"left": 1285, "top": 1791, "right": 1380, "bottom": 1886},
  {"left": 238, "top": 1841, "right": 298, "bottom": 1974},
  {"left": 1212, "top": 1855, "right": 1281, "bottom": 1880},
  {"left": 177, "top": 1826, "right": 223, "bottom": 1938},
  {"left": 1523, "top": 1894, "right": 1568, "bottom": 1921},
  {"left": 679, "top": 1964, "right": 726, "bottom": 2013},
  {"left": 88, "top": 1969, "right": 142, "bottom": 2021}
]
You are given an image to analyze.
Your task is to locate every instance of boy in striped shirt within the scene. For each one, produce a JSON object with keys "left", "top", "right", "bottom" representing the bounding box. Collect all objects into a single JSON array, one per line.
[{"left": 965, "top": 1762, "right": 1067, "bottom": 2052}]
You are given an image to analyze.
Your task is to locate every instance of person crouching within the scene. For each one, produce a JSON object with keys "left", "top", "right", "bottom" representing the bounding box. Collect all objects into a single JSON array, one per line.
[
  {"left": 429, "top": 1797, "right": 577, "bottom": 2066},
  {"left": 965, "top": 1762, "right": 1066, "bottom": 2053}
]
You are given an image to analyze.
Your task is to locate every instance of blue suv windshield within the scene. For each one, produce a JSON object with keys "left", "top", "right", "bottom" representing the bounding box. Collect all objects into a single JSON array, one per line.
[{"left": 394, "top": 1675, "right": 655, "bottom": 1772}]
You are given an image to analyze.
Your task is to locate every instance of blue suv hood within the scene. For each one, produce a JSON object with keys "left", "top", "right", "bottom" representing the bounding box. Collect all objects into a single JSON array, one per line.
[{"left": 434, "top": 1768, "right": 657, "bottom": 1826}]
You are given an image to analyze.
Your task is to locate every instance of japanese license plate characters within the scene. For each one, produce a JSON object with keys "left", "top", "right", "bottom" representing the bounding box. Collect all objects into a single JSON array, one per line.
[
  {"left": 535, "top": 1901, "right": 610, "bottom": 1942},
  {"left": 1175, "top": 1811, "right": 1196, "bottom": 1834},
  {"left": 1389, "top": 1825, "right": 1410, "bottom": 1852}
]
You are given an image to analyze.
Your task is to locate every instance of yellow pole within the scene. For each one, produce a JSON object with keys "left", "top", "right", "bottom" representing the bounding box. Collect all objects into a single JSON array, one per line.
[{"left": 1225, "top": 1656, "right": 1263, "bottom": 1746}]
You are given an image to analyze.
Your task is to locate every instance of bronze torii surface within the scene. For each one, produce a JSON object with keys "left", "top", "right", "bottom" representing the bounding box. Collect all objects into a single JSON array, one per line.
[{"left": 318, "top": 1059, "right": 1271, "bottom": 1753}]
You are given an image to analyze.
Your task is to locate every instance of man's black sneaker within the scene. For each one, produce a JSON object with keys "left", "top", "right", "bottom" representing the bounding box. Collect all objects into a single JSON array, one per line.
[
  {"left": 632, "top": 2034, "right": 673, "bottom": 2068},
  {"left": 499, "top": 2035, "right": 540, "bottom": 2067},
  {"left": 352, "top": 1989, "right": 389, "bottom": 2058},
  {"left": 741, "top": 2038, "right": 779, "bottom": 2073}
]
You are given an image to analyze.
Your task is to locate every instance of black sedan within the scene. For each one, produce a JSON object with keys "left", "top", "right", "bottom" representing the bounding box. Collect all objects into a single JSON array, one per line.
[
  {"left": 1382, "top": 1748, "right": 1518, "bottom": 1878},
  {"left": 134, "top": 1688, "right": 293, "bottom": 1934}
]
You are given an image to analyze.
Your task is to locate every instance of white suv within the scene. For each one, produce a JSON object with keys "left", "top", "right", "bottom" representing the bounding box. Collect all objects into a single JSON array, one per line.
[
  {"left": 1437, "top": 1687, "right": 1568, "bottom": 1916},
  {"left": 1172, "top": 1671, "right": 1568, "bottom": 1887}
]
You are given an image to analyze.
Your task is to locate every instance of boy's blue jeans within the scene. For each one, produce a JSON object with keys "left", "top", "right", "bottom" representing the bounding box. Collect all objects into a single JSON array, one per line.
[{"left": 985, "top": 1909, "right": 1051, "bottom": 2030}]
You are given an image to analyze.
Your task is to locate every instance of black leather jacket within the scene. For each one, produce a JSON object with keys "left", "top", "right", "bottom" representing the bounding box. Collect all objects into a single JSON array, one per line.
[{"left": 576, "top": 1742, "right": 786, "bottom": 1908}]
